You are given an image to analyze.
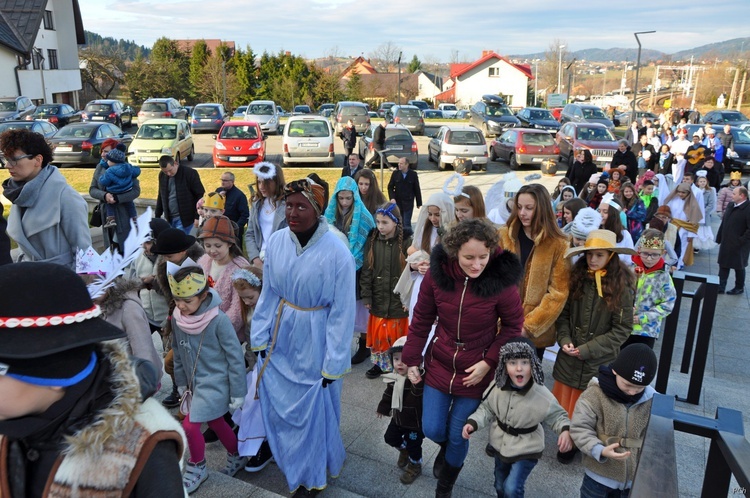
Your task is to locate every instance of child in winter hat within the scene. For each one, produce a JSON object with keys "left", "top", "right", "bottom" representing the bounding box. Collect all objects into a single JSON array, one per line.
[
  {"left": 462, "top": 337, "right": 572, "bottom": 497},
  {"left": 98, "top": 143, "right": 140, "bottom": 228}
]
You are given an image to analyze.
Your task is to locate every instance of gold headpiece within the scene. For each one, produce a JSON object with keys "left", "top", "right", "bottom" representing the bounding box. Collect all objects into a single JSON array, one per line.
[
  {"left": 167, "top": 258, "right": 207, "bottom": 298},
  {"left": 204, "top": 191, "right": 225, "bottom": 210},
  {"left": 639, "top": 236, "right": 665, "bottom": 251},
  {"left": 730, "top": 171, "right": 742, "bottom": 181}
]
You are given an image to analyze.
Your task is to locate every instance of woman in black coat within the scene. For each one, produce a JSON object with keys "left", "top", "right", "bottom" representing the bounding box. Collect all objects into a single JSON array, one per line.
[
  {"left": 566, "top": 149, "right": 598, "bottom": 194},
  {"left": 341, "top": 119, "right": 357, "bottom": 158},
  {"left": 611, "top": 139, "right": 639, "bottom": 183}
]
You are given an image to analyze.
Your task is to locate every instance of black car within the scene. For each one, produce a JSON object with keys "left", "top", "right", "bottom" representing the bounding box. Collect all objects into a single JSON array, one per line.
[
  {"left": 0, "top": 120, "right": 58, "bottom": 165},
  {"left": 515, "top": 107, "right": 560, "bottom": 133},
  {"left": 469, "top": 94, "right": 521, "bottom": 137},
  {"left": 82, "top": 99, "right": 134, "bottom": 128},
  {"left": 701, "top": 110, "right": 750, "bottom": 126},
  {"left": 49, "top": 122, "right": 133, "bottom": 167},
  {"left": 28, "top": 104, "right": 82, "bottom": 127},
  {"left": 684, "top": 124, "right": 750, "bottom": 172}
]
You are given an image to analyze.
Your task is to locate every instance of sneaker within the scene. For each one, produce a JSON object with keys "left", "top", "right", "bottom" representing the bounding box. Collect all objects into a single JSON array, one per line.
[
  {"left": 220, "top": 452, "right": 248, "bottom": 477},
  {"left": 102, "top": 217, "right": 117, "bottom": 228},
  {"left": 161, "top": 386, "right": 180, "bottom": 408},
  {"left": 292, "top": 487, "right": 320, "bottom": 497},
  {"left": 727, "top": 287, "right": 745, "bottom": 295},
  {"left": 400, "top": 460, "right": 422, "bottom": 485},
  {"left": 397, "top": 448, "right": 409, "bottom": 469},
  {"left": 183, "top": 460, "right": 208, "bottom": 494},
  {"left": 245, "top": 440, "right": 274, "bottom": 472},
  {"left": 365, "top": 365, "right": 383, "bottom": 379}
]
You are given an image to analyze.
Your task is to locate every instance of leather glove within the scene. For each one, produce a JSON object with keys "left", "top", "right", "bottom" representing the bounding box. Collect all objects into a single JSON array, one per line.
[
  {"left": 177, "top": 386, "right": 187, "bottom": 397},
  {"left": 228, "top": 396, "right": 244, "bottom": 411},
  {"left": 322, "top": 378, "right": 334, "bottom": 388}
]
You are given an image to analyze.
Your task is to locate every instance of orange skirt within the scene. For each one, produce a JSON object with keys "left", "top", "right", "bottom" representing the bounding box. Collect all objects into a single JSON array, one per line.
[
  {"left": 552, "top": 381, "right": 584, "bottom": 418},
  {"left": 366, "top": 315, "right": 409, "bottom": 353}
]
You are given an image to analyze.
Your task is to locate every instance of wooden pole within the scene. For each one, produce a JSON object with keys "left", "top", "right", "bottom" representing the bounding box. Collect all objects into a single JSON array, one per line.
[
  {"left": 727, "top": 67, "right": 740, "bottom": 109},
  {"left": 737, "top": 70, "right": 747, "bottom": 111}
]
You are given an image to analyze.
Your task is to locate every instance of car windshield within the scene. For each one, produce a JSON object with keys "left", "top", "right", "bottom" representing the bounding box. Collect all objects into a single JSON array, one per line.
[
  {"left": 55, "top": 126, "right": 95, "bottom": 138},
  {"left": 577, "top": 127, "right": 615, "bottom": 141},
  {"left": 582, "top": 108, "right": 608, "bottom": 120},
  {"left": 136, "top": 124, "right": 177, "bottom": 139},
  {"left": 142, "top": 102, "right": 167, "bottom": 112},
  {"left": 194, "top": 106, "right": 220, "bottom": 117},
  {"left": 220, "top": 125, "right": 258, "bottom": 139},
  {"left": 530, "top": 110, "right": 554, "bottom": 120},
  {"left": 0, "top": 102, "right": 17, "bottom": 111},
  {"left": 86, "top": 104, "right": 113, "bottom": 112},
  {"left": 35, "top": 106, "right": 59, "bottom": 114},
  {"left": 294, "top": 106, "right": 311, "bottom": 113},
  {"left": 441, "top": 105, "right": 456, "bottom": 111},
  {"left": 486, "top": 104, "right": 512, "bottom": 117},
  {"left": 341, "top": 107, "right": 367, "bottom": 116},
  {"left": 448, "top": 130, "right": 484, "bottom": 145},
  {"left": 733, "top": 130, "right": 750, "bottom": 144},
  {"left": 723, "top": 112, "right": 749, "bottom": 122},
  {"left": 522, "top": 133, "right": 555, "bottom": 146},
  {"left": 0, "top": 122, "right": 32, "bottom": 133},
  {"left": 385, "top": 129, "right": 412, "bottom": 140},
  {"left": 247, "top": 104, "right": 273, "bottom": 115},
  {"left": 398, "top": 108, "right": 421, "bottom": 118},
  {"left": 287, "top": 120, "right": 328, "bottom": 137},
  {"left": 234, "top": 106, "right": 247, "bottom": 114}
]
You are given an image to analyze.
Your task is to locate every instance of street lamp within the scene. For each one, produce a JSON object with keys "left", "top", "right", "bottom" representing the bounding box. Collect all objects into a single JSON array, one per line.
[
  {"left": 397, "top": 51, "right": 403, "bottom": 105},
  {"left": 557, "top": 45, "right": 565, "bottom": 93},
  {"left": 632, "top": 31, "right": 656, "bottom": 124}
]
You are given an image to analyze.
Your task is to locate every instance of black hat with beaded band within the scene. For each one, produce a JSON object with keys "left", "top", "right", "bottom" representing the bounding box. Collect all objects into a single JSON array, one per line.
[
  {"left": 0, "top": 262, "right": 125, "bottom": 362},
  {"left": 151, "top": 227, "right": 196, "bottom": 255},
  {"left": 612, "top": 344, "right": 658, "bottom": 386}
]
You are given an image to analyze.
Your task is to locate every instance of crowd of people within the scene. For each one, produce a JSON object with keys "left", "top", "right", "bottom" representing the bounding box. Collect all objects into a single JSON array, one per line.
[{"left": 1, "top": 121, "right": 750, "bottom": 498}]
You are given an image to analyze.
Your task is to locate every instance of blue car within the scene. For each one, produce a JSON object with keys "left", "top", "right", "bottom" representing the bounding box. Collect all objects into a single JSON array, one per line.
[{"left": 190, "top": 103, "right": 228, "bottom": 133}]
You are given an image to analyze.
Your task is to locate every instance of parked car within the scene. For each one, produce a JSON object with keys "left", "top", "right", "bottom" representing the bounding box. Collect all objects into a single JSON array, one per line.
[
  {"left": 28, "top": 104, "right": 82, "bottom": 127},
  {"left": 427, "top": 124, "right": 488, "bottom": 171},
  {"left": 367, "top": 111, "right": 378, "bottom": 119},
  {"left": 358, "top": 123, "right": 418, "bottom": 169},
  {"left": 490, "top": 128, "right": 560, "bottom": 170},
  {"left": 454, "top": 109, "right": 471, "bottom": 120},
  {"left": 318, "top": 103, "right": 335, "bottom": 115},
  {"left": 424, "top": 109, "right": 444, "bottom": 119},
  {"left": 282, "top": 115, "right": 334, "bottom": 166},
  {"left": 128, "top": 119, "right": 194, "bottom": 167},
  {"left": 292, "top": 105, "right": 313, "bottom": 115},
  {"left": 701, "top": 110, "right": 750, "bottom": 126},
  {"left": 559, "top": 103, "right": 614, "bottom": 131},
  {"left": 377, "top": 101, "right": 395, "bottom": 118},
  {"left": 385, "top": 105, "right": 425, "bottom": 136},
  {"left": 190, "top": 103, "right": 228, "bottom": 133},
  {"left": 515, "top": 107, "right": 561, "bottom": 133},
  {"left": 0, "top": 96, "right": 36, "bottom": 121},
  {"left": 550, "top": 107, "right": 564, "bottom": 121},
  {"left": 0, "top": 120, "right": 58, "bottom": 164},
  {"left": 555, "top": 122, "right": 619, "bottom": 169},
  {"left": 469, "top": 95, "right": 520, "bottom": 137},
  {"left": 277, "top": 106, "right": 288, "bottom": 117},
  {"left": 244, "top": 100, "right": 281, "bottom": 135},
  {"left": 437, "top": 103, "right": 458, "bottom": 119},
  {"left": 49, "top": 122, "right": 132, "bottom": 167},
  {"left": 232, "top": 106, "right": 248, "bottom": 119},
  {"left": 614, "top": 110, "right": 657, "bottom": 127},
  {"left": 331, "top": 101, "right": 370, "bottom": 135},
  {"left": 137, "top": 98, "right": 188, "bottom": 126},
  {"left": 212, "top": 121, "right": 265, "bottom": 167},
  {"left": 82, "top": 99, "right": 134, "bottom": 128},
  {"left": 685, "top": 124, "right": 750, "bottom": 172},
  {"left": 407, "top": 100, "right": 430, "bottom": 111}
]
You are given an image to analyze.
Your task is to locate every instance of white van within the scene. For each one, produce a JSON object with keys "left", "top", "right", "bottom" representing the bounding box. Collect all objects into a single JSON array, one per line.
[
  {"left": 244, "top": 100, "right": 280, "bottom": 135},
  {"left": 282, "top": 116, "right": 335, "bottom": 166}
]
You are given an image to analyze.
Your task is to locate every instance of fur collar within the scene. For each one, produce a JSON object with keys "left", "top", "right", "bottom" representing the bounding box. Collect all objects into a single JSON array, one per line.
[
  {"left": 100, "top": 278, "right": 142, "bottom": 316},
  {"left": 430, "top": 244, "right": 522, "bottom": 298}
]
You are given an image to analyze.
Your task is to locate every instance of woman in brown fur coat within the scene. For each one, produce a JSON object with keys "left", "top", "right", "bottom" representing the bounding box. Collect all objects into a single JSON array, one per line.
[{"left": 498, "top": 184, "right": 570, "bottom": 360}]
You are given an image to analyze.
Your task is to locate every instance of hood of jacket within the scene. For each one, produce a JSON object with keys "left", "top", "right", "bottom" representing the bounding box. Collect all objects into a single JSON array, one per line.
[
  {"left": 100, "top": 278, "right": 143, "bottom": 316},
  {"left": 430, "top": 243, "right": 522, "bottom": 298}
]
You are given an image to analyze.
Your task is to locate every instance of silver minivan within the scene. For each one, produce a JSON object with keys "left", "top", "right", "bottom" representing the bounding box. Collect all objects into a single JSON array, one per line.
[
  {"left": 244, "top": 100, "right": 281, "bottom": 135},
  {"left": 282, "top": 116, "right": 335, "bottom": 166},
  {"left": 386, "top": 105, "right": 425, "bottom": 136},
  {"left": 331, "top": 102, "right": 370, "bottom": 135}
]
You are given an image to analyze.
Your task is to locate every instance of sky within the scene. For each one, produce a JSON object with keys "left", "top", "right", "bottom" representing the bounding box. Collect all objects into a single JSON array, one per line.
[{"left": 77, "top": 0, "right": 750, "bottom": 62}]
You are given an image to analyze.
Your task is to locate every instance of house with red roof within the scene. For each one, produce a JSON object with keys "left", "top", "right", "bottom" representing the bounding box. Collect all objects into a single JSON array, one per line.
[{"left": 435, "top": 51, "right": 532, "bottom": 109}]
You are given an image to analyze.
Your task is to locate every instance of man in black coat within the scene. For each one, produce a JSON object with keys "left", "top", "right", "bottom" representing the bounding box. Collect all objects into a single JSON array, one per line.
[
  {"left": 718, "top": 124, "right": 736, "bottom": 172},
  {"left": 388, "top": 157, "right": 422, "bottom": 230},
  {"left": 155, "top": 156, "right": 205, "bottom": 235},
  {"left": 611, "top": 140, "right": 639, "bottom": 184},
  {"left": 366, "top": 121, "right": 387, "bottom": 168},
  {"left": 216, "top": 171, "right": 249, "bottom": 240},
  {"left": 631, "top": 134, "right": 657, "bottom": 173},
  {"left": 716, "top": 187, "right": 750, "bottom": 295}
]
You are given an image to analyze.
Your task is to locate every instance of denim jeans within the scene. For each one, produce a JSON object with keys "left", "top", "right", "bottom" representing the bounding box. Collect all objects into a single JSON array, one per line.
[
  {"left": 580, "top": 474, "right": 630, "bottom": 498},
  {"left": 494, "top": 457, "right": 537, "bottom": 498},
  {"left": 422, "top": 384, "right": 481, "bottom": 467},
  {"left": 170, "top": 217, "right": 192, "bottom": 235}
]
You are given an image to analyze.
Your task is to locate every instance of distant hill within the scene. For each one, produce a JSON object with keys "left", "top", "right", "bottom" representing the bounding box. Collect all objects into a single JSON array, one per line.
[
  {"left": 82, "top": 31, "right": 151, "bottom": 60},
  {"left": 512, "top": 37, "right": 750, "bottom": 62}
]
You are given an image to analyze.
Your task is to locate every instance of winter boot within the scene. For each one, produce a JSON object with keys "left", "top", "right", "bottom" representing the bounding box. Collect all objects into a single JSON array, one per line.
[
  {"left": 433, "top": 441, "right": 447, "bottom": 478},
  {"left": 162, "top": 385, "right": 180, "bottom": 408},
  {"left": 397, "top": 448, "right": 409, "bottom": 469},
  {"left": 351, "top": 335, "right": 369, "bottom": 365},
  {"left": 183, "top": 460, "right": 208, "bottom": 494},
  {"left": 102, "top": 216, "right": 117, "bottom": 228},
  {"left": 400, "top": 460, "right": 422, "bottom": 484},
  {"left": 435, "top": 463, "right": 462, "bottom": 498},
  {"left": 220, "top": 452, "right": 248, "bottom": 477}
]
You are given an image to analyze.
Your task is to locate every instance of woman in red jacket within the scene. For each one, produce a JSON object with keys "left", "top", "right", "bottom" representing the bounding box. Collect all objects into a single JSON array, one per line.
[{"left": 402, "top": 219, "right": 524, "bottom": 498}]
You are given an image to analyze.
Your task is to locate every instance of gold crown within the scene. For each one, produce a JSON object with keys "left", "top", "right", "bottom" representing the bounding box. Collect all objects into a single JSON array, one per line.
[
  {"left": 640, "top": 236, "right": 665, "bottom": 251},
  {"left": 204, "top": 192, "right": 225, "bottom": 210},
  {"left": 167, "top": 258, "right": 208, "bottom": 298},
  {"left": 730, "top": 171, "right": 742, "bottom": 181}
]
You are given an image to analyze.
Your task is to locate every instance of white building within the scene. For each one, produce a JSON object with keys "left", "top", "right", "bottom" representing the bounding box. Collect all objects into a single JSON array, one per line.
[
  {"left": 0, "top": 0, "right": 85, "bottom": 107},
  {"left": 436, "top": 51, "right": 532, "bottom": 110},
  {"left": 415, "top": 70, "right": 443, "bottom": 102}
]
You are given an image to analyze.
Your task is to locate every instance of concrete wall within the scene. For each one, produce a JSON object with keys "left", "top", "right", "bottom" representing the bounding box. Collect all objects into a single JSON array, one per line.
[{"left": 456, "top": 59, "right": 528, "bottom": 109}]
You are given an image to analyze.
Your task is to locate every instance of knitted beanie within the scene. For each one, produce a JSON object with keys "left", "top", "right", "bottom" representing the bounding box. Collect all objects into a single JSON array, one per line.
[
  {"left": 571, "top": 207, "right": 603, "bottom": 240},
  {"left": 495, "top": 337, "right": 544, "bottom": 386},
  {"left": 612, "top": 344, "right": 657, "bottom": 386},
  {"left": 106, "top": 143, "right": 127, "bottom": 164}
]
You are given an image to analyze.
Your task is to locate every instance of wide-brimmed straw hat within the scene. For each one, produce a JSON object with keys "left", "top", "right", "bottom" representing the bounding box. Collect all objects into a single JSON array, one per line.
[{"left": 565, "top": 229, "right": 636, "bottom": 259}]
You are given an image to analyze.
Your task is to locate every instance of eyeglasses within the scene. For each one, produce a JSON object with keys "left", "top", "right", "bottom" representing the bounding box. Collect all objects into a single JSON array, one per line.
[
  {"left": 220, "top": 178, "right": 233, "bottom": 182},
  {"left": 5, "top": 154, "right": 33, "bottom": 166},
  {"left": 638, "top": 252, "right": 661, "bottom": 260}
]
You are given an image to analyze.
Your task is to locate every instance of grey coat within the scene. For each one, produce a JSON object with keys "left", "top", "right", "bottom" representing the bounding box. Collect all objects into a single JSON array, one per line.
[
  {"left": 244, "top": 197, "right": 287, "bottom": 262},
  {"left": 6, "top": 166, "right": 91, "bottom": 269},
  {"left": 172, "top": 289, "right": 247, "bottom": 423},
  {"left": 89, "top": 163, "right": 142, "bottom": 248}
]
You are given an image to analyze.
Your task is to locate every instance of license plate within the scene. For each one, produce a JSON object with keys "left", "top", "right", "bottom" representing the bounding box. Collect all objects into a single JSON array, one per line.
[
  {"left": 532, "top": 157, "right": 543, "bottom": 162},
  {"left": 300, "top": 143, "right": 319, "bottom": 147},
  {"left": 229, "top": 156, "right": 247, "bottom": 162},
  {"left": 141, "top": 156, "right": 157, "bottom": 162},
  {"left": 55, "top": 146, "right": 72, "bottom": 152},
  {"left": 200, "top": 119, "right": 212, "bottom": 122},
  {"left": 92, "top": 116, "right": 104, "bottom": 121},
  {"left": 390, "top": 145, "right": 403, "bottom": 151}
]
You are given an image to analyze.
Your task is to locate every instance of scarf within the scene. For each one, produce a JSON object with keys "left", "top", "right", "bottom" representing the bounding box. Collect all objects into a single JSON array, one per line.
[
  {"left": 587, "top": 252, "right": 614, "bottom": 297},
  {"left": 1, "top": 178, "right": 25, "bottom": 203},
  {"left": 598, "top": 365, "right": 644, "bottom": 405},
  {"left": 1, "top": 165, "right": 54, "bottom": 207},
  {"left": 381, "top": 373, "right": 407, "bottom": 412},
  {"left": 324, "top": 176, "right": 376, "bottom": 270},
  {"left": 631, "top": 254, "right": 665, "bottom": 275},
  {"left": 173, "top": 306, "right": 219, "bottom": 335}
]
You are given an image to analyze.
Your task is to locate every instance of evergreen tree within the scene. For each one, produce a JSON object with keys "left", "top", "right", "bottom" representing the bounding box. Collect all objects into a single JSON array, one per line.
[
  {"left": 233, "top": 45, "right": 258, "bottom": 105},
  {"left": 407, "top": 54, "right": 422, "bottom": 73},
  {"left": 188, "top": 40, "right": 209, "bottom": 103},
  {"left": 345, "top": 73, "right": 364, "bottom": 101}
]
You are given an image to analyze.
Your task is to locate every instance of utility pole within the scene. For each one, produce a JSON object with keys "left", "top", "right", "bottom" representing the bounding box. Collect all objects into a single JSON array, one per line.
[
  {"left": 728, "top": 67, "right": 740, "bottom": 109},
  {"left": 534, "top": 60, "right": 538, "bottom": 107},
  {"left": 632, "top": 31, "right": 656, "bottom": 123},
  {"left": 690, "top": 72, "right": 699, "bottom": 110},
  {"left": 397, "top": 51, "right": 403, "bottom": 105},
  {"left": 566, "top": 59, "right": 576, "bottom": 103},
  {"left": 738, "top": 70, "right": 747, "bottom": 111},
  {"left": 557, "top": 45, "right": 565, "bottom": 93}
]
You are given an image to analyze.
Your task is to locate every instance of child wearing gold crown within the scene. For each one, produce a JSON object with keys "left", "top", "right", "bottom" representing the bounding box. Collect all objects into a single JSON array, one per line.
[
  {"left": 168, "top": 259, "right": 247, "bottom": 492},
  {"left": 624, "top": 228, "right": 677, "bottom": 350}
]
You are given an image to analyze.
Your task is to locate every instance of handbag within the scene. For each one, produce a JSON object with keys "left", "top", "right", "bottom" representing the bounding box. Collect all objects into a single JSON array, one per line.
[
  {"left": 179, "top": 330, "right": 207, "bottom": 416},
  {"left": 90, "top": 203, "right": 102, "bottom": 227}
]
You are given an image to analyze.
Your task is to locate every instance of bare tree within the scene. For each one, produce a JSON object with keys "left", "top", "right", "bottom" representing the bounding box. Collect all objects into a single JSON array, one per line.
[
  {"left": 368, "top": 41, "right": 402, "bottom": 72},
  {"left": 79, "top": 47, "right": 126, "bottom": 99},
  {"left": 541, "top": 39, "right": 571, "bottom": 93}
]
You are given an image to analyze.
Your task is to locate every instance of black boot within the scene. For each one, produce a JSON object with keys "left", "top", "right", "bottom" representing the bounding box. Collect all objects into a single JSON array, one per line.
[
  {"left": 162, "top": 385, "right": 180, "bottom": 408},
  {"left": 351, "top": 336, "right": 369, "bottom": 365},
  {"left": 435, "top": 462, "right": 462, "bottom": 498},
  {"left": 433, "top": 441, "right": 447, "bottom": 478}
]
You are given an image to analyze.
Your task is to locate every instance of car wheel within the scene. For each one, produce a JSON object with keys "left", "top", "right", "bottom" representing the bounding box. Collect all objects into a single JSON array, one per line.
[
  {"left": 187, "top": 145, "right": 195, "bottom": 162},
  {"left": 175, "top": 153, "right": 181, "bottom": 164},
  {"left": 509, "top": 154, "right": 519, "bottom": 171},
  {"left": 489, "top": 146, "right": 497, "bottom": 162}
]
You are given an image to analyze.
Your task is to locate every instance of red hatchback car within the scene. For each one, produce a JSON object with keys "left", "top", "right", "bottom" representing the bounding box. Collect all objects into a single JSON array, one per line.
[
  {"left": 490, "top": 128, "right": 560, "bottom": 170},
  {"left": 212, "top": 121, "right": 265, "bottom": 167}
]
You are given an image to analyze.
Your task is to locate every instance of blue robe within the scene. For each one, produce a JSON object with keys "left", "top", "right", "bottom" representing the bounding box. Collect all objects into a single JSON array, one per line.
[{"left": 251, "top": 220, "right": 355, "bottom": 492}]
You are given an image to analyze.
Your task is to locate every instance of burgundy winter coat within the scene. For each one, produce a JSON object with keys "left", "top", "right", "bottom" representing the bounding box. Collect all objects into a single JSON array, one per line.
[{"left": 402, "top": 244, "right": 525, "bottom": 399}]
